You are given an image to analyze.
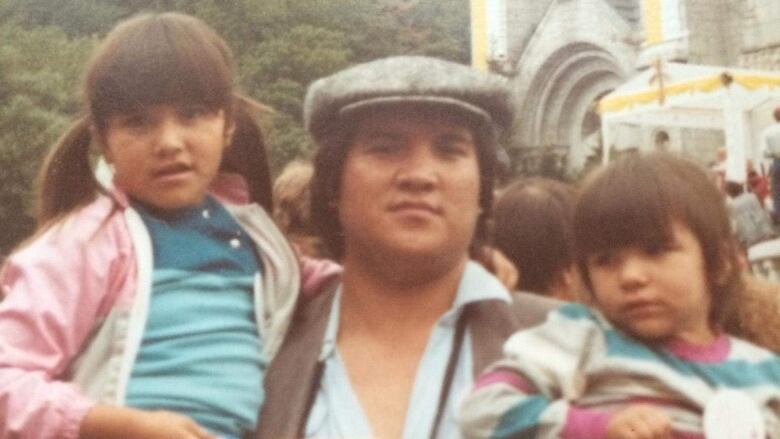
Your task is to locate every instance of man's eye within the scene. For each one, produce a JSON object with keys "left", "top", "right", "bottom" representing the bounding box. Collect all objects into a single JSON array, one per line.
[{"left": 438, "top": 142, "right": 470, "bottom": 157}]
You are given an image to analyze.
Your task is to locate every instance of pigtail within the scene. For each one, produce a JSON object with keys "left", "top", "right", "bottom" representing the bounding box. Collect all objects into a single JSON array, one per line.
[
  {"left": 222, "top": 93, "right": 274, "bottom": 212},
  {"left": 35, "top": 116, "right": 101, "bottom": 227}
]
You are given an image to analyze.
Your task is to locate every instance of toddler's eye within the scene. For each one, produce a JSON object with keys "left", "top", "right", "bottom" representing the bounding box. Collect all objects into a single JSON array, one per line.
[
  {"left": 179, "top": 104, "right": 212, "bottom": 120},
  {"left": 365, "top": 137, "right": 402, "bottom": 155},
  {"left": 118, "top": 113, "right": 152, "bottom": 129}
]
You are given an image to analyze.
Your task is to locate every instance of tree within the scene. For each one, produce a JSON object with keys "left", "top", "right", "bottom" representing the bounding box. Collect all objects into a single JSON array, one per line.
[
  {"left": 0, "top": 23, "right": 94, "bottom": 254},
  {"left": 0, "top": 0, "right": 123, "bottom": 35}
]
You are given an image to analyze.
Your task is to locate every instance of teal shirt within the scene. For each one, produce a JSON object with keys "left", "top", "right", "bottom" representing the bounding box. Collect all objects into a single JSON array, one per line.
[{"left": 126, "top": 196, "right": 264, "bottom": 439}]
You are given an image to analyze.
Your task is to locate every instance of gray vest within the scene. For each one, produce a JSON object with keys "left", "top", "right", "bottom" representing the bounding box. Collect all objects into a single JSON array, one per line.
[{"left": 255, "top": 280, "right": 559, "bottom": 439}]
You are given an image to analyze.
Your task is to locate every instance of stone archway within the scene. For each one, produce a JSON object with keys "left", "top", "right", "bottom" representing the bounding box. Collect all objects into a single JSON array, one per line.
[{"left": 516, "top": 42, "right": 627, "bottom": 171}]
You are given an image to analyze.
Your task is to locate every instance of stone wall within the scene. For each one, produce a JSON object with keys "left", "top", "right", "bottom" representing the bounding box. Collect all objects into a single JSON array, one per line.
[
  {"left": 740, "top": 0, "right": 780, "bottom": 53},
  {"left": 505, "top": 0, "right": 638, "bottom": 171},
  {"left": 740, "top": 47, "right": 780, "bottom": 71},
  {"left": 685, "top": 0, "right": 736, "bottom": 65},
  {"left": 737, "top": 0, "right": 780, "bottom": 70},
  {"left": 504, "top": 0, "right": 555, "bottom": 67},
  {"left": 684, "top": 0, "right": 780, "bottom": 69},
  {"left": 606, "top": 0, "right": 641, "bottom": 27}
]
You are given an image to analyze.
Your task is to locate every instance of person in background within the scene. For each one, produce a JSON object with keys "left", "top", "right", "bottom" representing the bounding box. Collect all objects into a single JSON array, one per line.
[
  {"left": 762, "top": 107, "right": 780, "bottom": 222},
  {"left": 747, "top": 164, "right": 770, "bottom": 208},
  {"left": 258, "top": 56, "right": 557, "bottom": 439},
  {"left": 272, "top": 160, "right": 329, "bottom": 259},
  {"left": 710, "top": 147, "right": 727, "bottom": 193},
  {"left": 724, "top": 180, "right": 776, "bottom": 251},
  {"left": 0, "top": 13, "right": 303, "bottom": 439},
  {"left": 460, "top": 152, "right": 780, "bottom": 438},
  {"left": 492, "top": 177, "right": 584, "bottom": 301}
]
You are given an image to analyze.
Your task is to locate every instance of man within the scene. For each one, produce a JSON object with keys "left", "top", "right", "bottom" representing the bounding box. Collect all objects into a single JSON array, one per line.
[{"left": 258, "top": 56, "right": 557, "bottom": 439}]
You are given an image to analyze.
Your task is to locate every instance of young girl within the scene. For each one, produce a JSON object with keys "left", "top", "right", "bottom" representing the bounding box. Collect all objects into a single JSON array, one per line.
[
  {"left": 460, "top": 153, "right": 780, "bottom": 438},
  {"left": 0, "top": 12, "right": 305, "bottom": 439}
]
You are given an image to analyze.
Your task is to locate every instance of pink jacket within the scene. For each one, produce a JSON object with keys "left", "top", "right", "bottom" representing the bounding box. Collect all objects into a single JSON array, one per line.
[{"left": 0, "top": 175, "right": 340, "bottom": 439}]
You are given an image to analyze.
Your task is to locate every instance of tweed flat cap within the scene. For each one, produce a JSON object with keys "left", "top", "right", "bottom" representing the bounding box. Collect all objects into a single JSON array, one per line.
[{"left": 303, "top": 56, "right": 513, "bottom": 144}]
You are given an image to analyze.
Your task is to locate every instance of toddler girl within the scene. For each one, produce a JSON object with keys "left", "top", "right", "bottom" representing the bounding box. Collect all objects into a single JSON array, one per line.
[{"left": 461, "top": 153, "right": 780, "bottom": 438}]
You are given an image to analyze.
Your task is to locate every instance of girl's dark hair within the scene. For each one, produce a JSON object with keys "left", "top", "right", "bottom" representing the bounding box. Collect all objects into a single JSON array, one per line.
[
  {"left": 573, "top": 152, "right": 742, "bottom": 325},
  {"left": 494, "top": 177, "right": 576, "bottom": 294},
  {"left": 220, "top": 96, "right": 274, "bottom": 212},
  {"left": 310, "top": 104, "right": 497, "bottom": 260},
  {"left": 36, "top": 12, "right": 272, "bottom": 225}
]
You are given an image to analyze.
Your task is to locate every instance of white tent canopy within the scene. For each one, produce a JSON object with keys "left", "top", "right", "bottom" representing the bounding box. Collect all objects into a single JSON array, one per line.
[{"left": 598, "top": 61, "right": 780, "bottom": 183}]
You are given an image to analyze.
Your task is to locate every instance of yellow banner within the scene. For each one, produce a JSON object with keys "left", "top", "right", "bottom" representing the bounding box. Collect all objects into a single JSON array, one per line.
[
  {"left": 734, "top": 74, "right": 780, "bottom": 90},
  {"left": 599, "top": 76, "right": 722, "bottom": 113},
  {"left": 598, "top": 73, "right": 780, "bottom": 114},
  {"left": 643, "top": 0, "right": 663, "bottom": 45},
  {"left": 471, "top": 0, "right": 488, "bottom": 71}
]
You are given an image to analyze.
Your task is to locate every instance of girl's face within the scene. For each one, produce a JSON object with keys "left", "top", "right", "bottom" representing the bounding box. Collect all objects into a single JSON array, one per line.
[
  {"left": 102, "top": 103, "right": 233, "bottom": 211},
  {"left": 586, "top": 220, "right": 716, "bottom": 345}
]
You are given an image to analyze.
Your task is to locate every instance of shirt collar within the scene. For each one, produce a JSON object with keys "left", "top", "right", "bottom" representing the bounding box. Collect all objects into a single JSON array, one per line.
[{"left": 320, "top": 260, "right": 510, "bottom": 359}]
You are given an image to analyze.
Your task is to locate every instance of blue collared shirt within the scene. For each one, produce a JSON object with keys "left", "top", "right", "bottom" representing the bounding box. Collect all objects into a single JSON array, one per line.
[{"left": 305, "top": 261, "right": 511, "bottom": 439}]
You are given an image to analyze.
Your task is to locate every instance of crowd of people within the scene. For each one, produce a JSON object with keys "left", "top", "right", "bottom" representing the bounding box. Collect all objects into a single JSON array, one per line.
[{"left": 0, "top": 11, "right": 779, "bottom": 439}]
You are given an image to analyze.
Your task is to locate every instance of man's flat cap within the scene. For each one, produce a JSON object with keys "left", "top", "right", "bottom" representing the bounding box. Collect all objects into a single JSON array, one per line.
[{"left": 303, "top": 56, "right": 513, "bottom": 144}]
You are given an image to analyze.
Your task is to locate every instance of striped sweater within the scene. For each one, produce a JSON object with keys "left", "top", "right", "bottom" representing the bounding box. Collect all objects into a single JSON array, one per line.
[{"left": 459, "top": 303, "right": 780, "bottom": 438}]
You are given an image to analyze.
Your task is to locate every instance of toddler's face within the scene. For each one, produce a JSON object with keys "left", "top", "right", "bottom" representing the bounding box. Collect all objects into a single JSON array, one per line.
[
  {"left": 102, "top": 103, "right": 232, "bottom": 211},
  {"left": 586, "top": 221, "right": 715, "bottom": 345}
]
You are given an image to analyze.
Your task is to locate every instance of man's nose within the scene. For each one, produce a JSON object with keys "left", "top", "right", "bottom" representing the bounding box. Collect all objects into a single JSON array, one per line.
[{"left": 395, "top": 145, "right": 438, "bottom": 191}]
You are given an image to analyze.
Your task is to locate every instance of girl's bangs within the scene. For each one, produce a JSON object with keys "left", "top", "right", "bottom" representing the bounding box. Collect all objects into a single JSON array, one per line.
[
  {"left": 575, "top": 159, "right": 676, "bottom": 256},
  {"left": 87, "top": 14, "right": 233, "bottom": 124}
]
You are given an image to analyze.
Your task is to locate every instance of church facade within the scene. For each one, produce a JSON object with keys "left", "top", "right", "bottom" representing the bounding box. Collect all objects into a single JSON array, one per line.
[{"left": 472, "top": 0, "right": 780, "bottom": 175}]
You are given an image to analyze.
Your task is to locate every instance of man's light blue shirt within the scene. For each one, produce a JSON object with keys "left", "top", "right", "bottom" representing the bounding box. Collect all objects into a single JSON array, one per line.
[{"left": 305, "top": 261, "right": 511, "bottom": 439}]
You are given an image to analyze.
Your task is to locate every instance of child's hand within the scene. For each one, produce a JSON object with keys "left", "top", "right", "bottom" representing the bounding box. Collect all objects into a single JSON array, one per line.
[
  {"left": 605, "top": 405, "right": 673, "bottom": 439},
  {"left": 80, "top": 405, "right": 218, "bottom": 439},
  {"left": 127, "top": 410, "right": 218, "bottom": 439}
]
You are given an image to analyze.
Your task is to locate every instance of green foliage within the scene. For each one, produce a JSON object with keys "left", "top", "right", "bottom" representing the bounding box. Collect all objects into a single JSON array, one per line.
[
  {"left": 0, "top": 0, "right": 470, "bottom": 253},
  {"left": 0, "top": 23, "right": 94, "bottom": 254},
  {"left": 0, "top": 96, "right": 69, "bottom": 253},
  {"left": 0, "top": 0, "right": 123, "bottom": 35},
  {"left": 265, "top": 113, "right": 313, "bottom": 175},
  {"left": 240, "top": 25, "right": 351, "bottom": 118}
]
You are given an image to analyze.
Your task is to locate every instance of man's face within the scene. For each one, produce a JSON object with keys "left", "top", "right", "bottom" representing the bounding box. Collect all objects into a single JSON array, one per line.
[{"left": 337, "top": 108, "right": 482, "bottom": 274}]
